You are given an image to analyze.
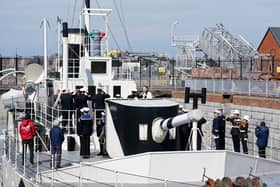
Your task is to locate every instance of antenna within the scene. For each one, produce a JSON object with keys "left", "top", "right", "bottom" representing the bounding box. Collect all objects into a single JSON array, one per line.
[{"left": 40, "top": 18, "right": 50, "bottom": 83}]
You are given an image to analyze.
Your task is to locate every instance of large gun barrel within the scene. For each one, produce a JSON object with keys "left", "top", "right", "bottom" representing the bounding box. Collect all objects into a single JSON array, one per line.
[{"left": 152, "top": 109, "right": 203, "bottom": 144}]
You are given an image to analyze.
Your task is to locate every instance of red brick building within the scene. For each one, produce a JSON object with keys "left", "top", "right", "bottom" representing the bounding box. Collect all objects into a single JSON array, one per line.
[{"left": 258, "top": 27, "right": 280, "bottom": 74}]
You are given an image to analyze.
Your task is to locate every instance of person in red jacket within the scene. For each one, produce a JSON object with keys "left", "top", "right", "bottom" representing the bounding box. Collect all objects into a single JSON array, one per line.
[{"left": 19, "top": 113, "right": 36, "bottom": 166}]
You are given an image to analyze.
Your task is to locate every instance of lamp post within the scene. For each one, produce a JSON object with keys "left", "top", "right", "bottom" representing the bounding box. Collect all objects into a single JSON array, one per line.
[{"left": 171, "top": 20, "right": 179, "bottom": 47}]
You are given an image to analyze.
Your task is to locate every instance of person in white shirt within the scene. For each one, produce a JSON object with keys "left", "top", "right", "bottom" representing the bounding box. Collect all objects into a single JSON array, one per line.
[{"left": 142, "top": 86, "right": 153, "bottom": 99}]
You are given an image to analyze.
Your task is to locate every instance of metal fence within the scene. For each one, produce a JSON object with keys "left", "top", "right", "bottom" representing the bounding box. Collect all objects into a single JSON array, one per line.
[
  {"left": 185, "top": 78, "right": 280, "bottom": 97},
  {"left": 202, "top": 124, "right": 280, "bottom": 161}
]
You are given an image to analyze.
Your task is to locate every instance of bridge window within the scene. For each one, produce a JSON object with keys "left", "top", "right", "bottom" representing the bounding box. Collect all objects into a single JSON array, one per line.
[{"left": 91, "top": 61, "right": 106, "bottom": 74}]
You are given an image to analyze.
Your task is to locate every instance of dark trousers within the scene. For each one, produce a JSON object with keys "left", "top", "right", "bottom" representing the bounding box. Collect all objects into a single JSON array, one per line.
[
  {"left": 259, "top": 147, "right": 266, "bottom": 158},
  {"left": 80, "top": 136, "right": 90, "bottom": 157},
  {"left": 232, "top": 135, "right": 240, "bottom": 152},
  {"left": 96, "top": 112, "right": 106, "bottom": 155},
  {"left": 51, "top": 145, "right": 62, "bottom": 168},
  {"left": 215, "top": 138, "right": 225, "bottom": 150},
  {"left": 240, "top": 137, "right": 248, "bottom": 154},
  {"left": 22, "top": 139, "right": 34, "bottom": 165}
]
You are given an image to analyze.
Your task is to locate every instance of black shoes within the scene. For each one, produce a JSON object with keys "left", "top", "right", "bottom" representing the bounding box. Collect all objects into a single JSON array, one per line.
[{"left": 97, "top": 152, "right": 108, "bottom": 156}]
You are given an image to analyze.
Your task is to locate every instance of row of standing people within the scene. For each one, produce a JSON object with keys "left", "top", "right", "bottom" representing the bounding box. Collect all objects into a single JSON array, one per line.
[
  {"left": 212, "top": 109, "right": 269, "bottom": 158},
  {"left": 60, "top": 85, "right": 153, "bottom": 131},
  {"left": 60, "top": 86, "right": 153, "bottom": 159},
  {"left": 18, "top": 87, "right": 111, "bottom": 168}
]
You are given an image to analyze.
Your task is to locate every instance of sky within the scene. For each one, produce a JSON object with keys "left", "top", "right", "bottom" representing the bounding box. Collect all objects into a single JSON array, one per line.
[{"left": 0, "top": 0, "right": 280, "bottom": 57}]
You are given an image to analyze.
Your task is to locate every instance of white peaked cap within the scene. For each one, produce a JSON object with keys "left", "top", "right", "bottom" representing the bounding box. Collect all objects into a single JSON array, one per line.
[
  {"left": 232, "top": 110, "right": 240, "bottom": 115},
  {"left": 80, "top": 87, "right": 86, "bottom": 92},
  {"left": 80, "top": 107, "right": 90, "bottom": 112},
  {"left": 53, "top": 119, "right": 60, "bottom": 126},
  {"left": 214, "top": 109, "right": 221, "bottom": 114},
  {"left": 243, "top": 115, "right": 250, "bottom": 121}
]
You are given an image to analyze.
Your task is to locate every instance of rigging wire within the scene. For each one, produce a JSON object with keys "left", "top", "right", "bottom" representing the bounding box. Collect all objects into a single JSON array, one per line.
[
  {"left": 66, "top": 0, "right": 70, "bottom": 22},
  {"left": 71, "top": 0, "right": 78, "bottom": 27},
  {"left": 112, "top": 0, "right": 133, "bottom": 51},
  {"left": 119, "top": 0, "right": 126, "bottom": 26},
  {"left": 95, "top": 0, "right": 122, "bottom": 51}
]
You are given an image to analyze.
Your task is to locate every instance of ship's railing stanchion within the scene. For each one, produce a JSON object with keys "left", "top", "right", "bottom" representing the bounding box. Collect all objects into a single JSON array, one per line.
[
  {"left": 51, "top": 153, "right": 54, "bottom": 187},
  {"left": 36, "top": 143, "right": 39, "bottom": 184},
  {"left": 15, "top": 129, "right": 18, "bottom": 170},
  {"left": 51, "top": 106, "right": 54, "bottom": 132},
  {"left": 8, "top": 132, "right": 11, "bottom": 163},
  {"left": 23, "top": 146, "right": 26, "bottom": 177},
  {"left": 75, "top": 110, "right": 77, "bottom": 134},
  {"left": 270, "top": 137, "right": 273, "bottom": 160},
  {"left": 3, "top": 130, "right": 6, "bottom": 159},
  {"left": 68, "top": 110, "right": 70, "bottom": 135},
  {"left": 79, "top": 163, "right": 83, "bottom": 187},
  {"left": 253, "top": 135, "right": 256, "bottom": 157},
  {"left": 34, "top": 103, "right": 37, "bottom": 122},
  {"left": 40, "top": 103, "right": 43, "bottom": 126},
  {"left": 31, "top": 102, "right": 33, "bottom": 120},
  {"left": 115, "top": 170, "right": 119, "bottom": 187}
]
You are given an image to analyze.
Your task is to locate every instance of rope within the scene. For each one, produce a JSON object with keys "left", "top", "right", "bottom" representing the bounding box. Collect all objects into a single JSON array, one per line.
[
  {"left": 71, "top": 0, "right": 78, "bottom": 27},
  {"left": 112, "top": 0, "right": 133, "bottom": 51}
]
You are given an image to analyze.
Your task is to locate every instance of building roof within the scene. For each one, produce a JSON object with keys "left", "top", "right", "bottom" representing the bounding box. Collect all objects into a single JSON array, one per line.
[
  {"left": 258, "top": 27, "right": 280, "bottom": 51},
  {"left": 270, "top": 27, "right": 280, "bottom": 46}
]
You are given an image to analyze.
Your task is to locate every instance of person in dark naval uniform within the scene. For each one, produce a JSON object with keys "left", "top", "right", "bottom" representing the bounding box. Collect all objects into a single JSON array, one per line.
[
  {"left": 74, "top": 88, "right": 91, "bottom": 118},
  {"left": 212, "top": 109, "right": 226, "bottom": 150},
  {"left": 240, "top": 115, "right": 249, "bottom": 154},
  {"left": 77, "top": 107, "right": 93, "bottom": 158},
  {"left": 92, "top": 88, "right": 110, "bottom": 156},
  {"left": 60, "top": 89, "right": 74, "bottom": 133},
  {"left": 226, "top": 110, "right": 241, "bottom": 152}
]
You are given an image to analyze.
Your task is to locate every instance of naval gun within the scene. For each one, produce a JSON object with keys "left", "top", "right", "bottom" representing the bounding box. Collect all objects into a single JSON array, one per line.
[
  {"left": 105, "top": 99, "right": 206, "bottom": 158},
  {"left": 151, "top": 109, "right": 203, "bottom": 148}
]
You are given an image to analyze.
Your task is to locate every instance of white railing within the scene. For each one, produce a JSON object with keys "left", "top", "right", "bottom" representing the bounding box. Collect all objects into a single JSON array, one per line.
[
  {"left": 13, "top": 101, "right": 77, "bottom": 135},
  {"left": 202, "top": 125, "right": 280, "bottom": 160},
  {"left": 38, "top": 162, "right": 200, "bottom": 187},
  {"left": 82, "top": 36, "right": 107, "bottom": 57},
  {"left": 185, "top": 78, "right": 280, "bottom": 97}
]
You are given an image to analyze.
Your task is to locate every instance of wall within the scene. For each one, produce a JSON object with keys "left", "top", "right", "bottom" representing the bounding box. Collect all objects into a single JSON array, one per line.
[
  {"left": 171, "top": 93, "right": 280, "bottom": 159},
  {"left": 258, "top": 30, "right": 280, "bottom": 74}
]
